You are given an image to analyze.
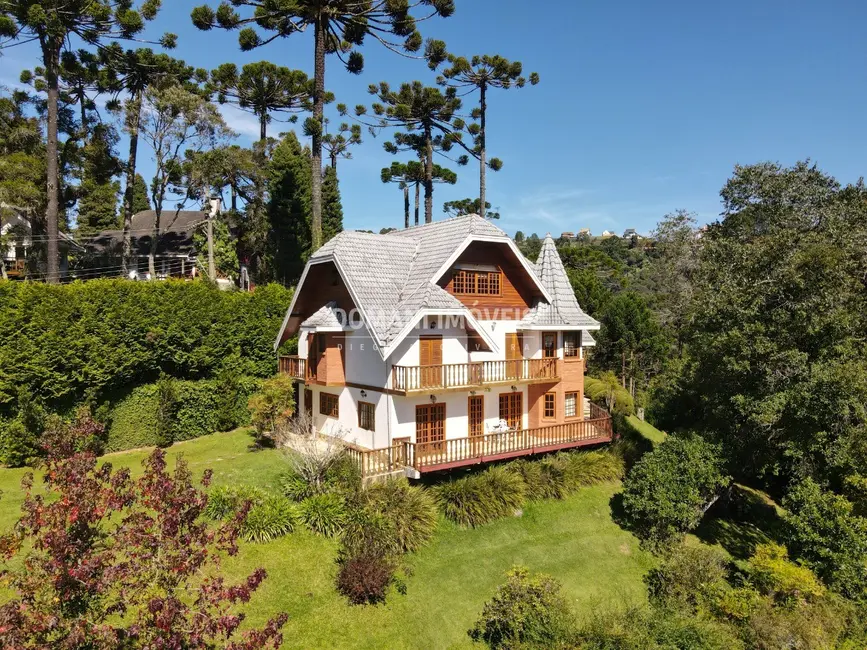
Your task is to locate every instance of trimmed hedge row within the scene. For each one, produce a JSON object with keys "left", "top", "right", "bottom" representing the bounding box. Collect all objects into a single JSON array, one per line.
[
  {"left": 0, "top": 280, "right": 293, "bottom": 416},
  {"left": 105, "top": 376, "right": 260, "bottom": 452}
]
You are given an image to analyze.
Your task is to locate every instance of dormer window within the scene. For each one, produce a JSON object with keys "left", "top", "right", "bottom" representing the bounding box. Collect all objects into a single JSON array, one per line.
[{"left": 453, "top": 269, "right": 501, "bottom": 296}]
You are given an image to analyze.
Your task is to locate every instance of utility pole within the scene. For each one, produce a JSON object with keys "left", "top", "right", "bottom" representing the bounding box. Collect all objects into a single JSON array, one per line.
[{"left": 207, "top": 196, "right": 220, "bottom": 282}]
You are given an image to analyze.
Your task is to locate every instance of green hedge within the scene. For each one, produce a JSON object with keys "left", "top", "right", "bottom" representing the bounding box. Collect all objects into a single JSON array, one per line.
[
  {"left": 105, "top": 376, "right": 260, "bottom": 452},
  {"left": 0, "top": 280, "right": 293, "bottom": 416}
]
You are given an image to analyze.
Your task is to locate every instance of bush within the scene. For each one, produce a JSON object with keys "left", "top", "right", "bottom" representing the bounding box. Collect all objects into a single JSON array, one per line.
[
  {"left": 747, "top": 542, "right": 825, "bottom": 604},
  {"left": 204, "top": 484, "right": 268, "bottom": 520},
  {"left": 782, "top": 478, "right": 867, "bottom": 602},
  {"left": 433, "top": 466, "right": 525, "bottom": 528},
  {"left": 468, "top": 566, "right": 575, "bottom": 649},
  {"left": 247, "top": 374, "right": 295, "bottom": 442},
  {"left": 646, "top": 542, "right": 730, "bottom": 613},
  {"left": 299, "top": 492, "right": 346, "bottom": 537},
  {"left": 106, "top": 377, "right": 259, "bottom": 452},
  {"left": 362, "top": 478, "right": 438, "bottom": 554},
  {"left": 240, "top": 495, "right": 300, "bottom": 543},
  {"left": 620, "top": 435, "right": 730, "bottom": 548},
  {"left": 560, "top": 450, "right": 625, "bottom": 487},
  {"left": 0, "top": 280, "right": 293, "bottom": 417},
  {"left": 336, "top": 553, "right": 396, "bottom": 605},
  {"left": 0, "top": 419, "right": 36, "bottom": 468},
  {"left": 279, "top": 451, "right": 362, "bottom": 502},
  {"left": 585, "top": 374, "right": 634, "bottom": 417}
]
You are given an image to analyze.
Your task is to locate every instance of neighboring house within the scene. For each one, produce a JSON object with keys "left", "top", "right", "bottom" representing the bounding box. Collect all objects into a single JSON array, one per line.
[
  {"left": 577, "top": 227, "right": 592, "bottom": 237},
  {"left": 275, "top": 215, "right": 612, "bottom": 478},
  {"left": 1, "top": 207, "right": 78, "bottom": 279},
  {"left": 560, "top": 231, "right": 575, "bottom": 240},
  {"left": 86, "top": 207, "right": 211, "bottom": 278},
  {"left": 600, "top": 230, "right": 615, "bottom": 238},
  {"left": 623, "top": 228, "right": 641, "bottom": 239}
]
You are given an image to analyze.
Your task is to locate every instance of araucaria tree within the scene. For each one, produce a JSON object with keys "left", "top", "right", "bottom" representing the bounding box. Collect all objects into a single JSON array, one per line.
[
  {"left": 0, "top": 1, "right": 174, "bottom": 282},
  {"left": 139, "top": 84, "right": 231, "bottom": 277},
  {"left": 209, "top": 61, "right": 312, "bottom": 142},
  {"left": 0, "top": 425, "right": 287, "bottom": 647},
  {"left": 190, "top": 0, "right": 454, "bottom": 251},
  {"left": 362, "top": 82, "right": 461, "bottom": 223},
  {"left": 382, "top": 159, "right": 456, "bottom": 228},
  {"left": 437, "top": 54, "right": 538, "bottom": 218}
]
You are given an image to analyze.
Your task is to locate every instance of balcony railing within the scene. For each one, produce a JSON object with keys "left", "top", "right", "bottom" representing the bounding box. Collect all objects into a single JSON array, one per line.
[
  {"left": 391, "top": 358, "right": 559, "bottom": 393},
  {"left": 345, "top": 403, "right": 612, "bottom": 478},
  {"left": 278, "top": 355, "right": 307, "bottom": 380}
]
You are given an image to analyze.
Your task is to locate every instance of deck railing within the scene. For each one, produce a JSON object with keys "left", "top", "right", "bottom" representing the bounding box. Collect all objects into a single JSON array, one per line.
[
  {"left": 278, "top": 355, "right": 307, "bottom": 380},
  {"left": 391, "top": 358, "right": 559, "bottom": 393},
  {"left": 346, "top": 406, "right": 613, "bottom": 478}
]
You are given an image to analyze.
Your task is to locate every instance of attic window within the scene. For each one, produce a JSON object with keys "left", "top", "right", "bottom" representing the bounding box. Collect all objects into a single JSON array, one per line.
[{"left": 453, "top": 269, "right": 501, "bottom": 296}]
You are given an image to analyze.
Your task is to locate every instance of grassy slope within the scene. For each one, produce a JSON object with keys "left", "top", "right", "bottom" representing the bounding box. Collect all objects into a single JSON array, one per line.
[
  {"left": 0, "top": 430, "right": 653, "bottom": 649},
  {"left": 626, "top": 415, "right": 667, "bottom": 446}
]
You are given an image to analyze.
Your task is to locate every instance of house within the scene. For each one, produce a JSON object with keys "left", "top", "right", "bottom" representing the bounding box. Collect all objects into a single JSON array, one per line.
[
  {"left": 85, "top": 205, "right": 215, "bottom": 278},
  {"left": 622, "top": 228, "right": 641, "bottom": 239},
  {"left": 559, "top": 231, "right": 575, "bottom": 240},
  {"left": 274, "top": 215, "right": 612, "bottom": 478},
  {"left": 600, "top": 230, "right": 615, "bottom": 238},
  {"left": 1, "top": 207, "right": 79, "bottom": 279},
  {"left": 577, "top": 228, "right": 592, "bottom": 237}
]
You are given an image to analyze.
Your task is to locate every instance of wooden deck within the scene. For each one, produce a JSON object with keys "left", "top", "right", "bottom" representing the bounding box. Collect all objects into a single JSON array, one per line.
[{"left": 345, "top": 403, "right": 613, "bottom": 478}]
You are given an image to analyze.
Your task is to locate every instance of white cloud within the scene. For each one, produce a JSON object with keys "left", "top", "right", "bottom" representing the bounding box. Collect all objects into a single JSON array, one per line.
[{"left": 217, "top": 104, "right": 260, "bottom": 140}]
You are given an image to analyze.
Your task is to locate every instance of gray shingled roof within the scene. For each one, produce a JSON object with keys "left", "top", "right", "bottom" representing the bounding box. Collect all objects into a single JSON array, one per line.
[
  {"left": 301, "top": 301, "right": 345, "bottom": 329},
  {"left": 289, "top": 216, "right": 597, "bottom": 353},
  {"left": 518, "top": 234, "right": 600, "bottom": 329}
]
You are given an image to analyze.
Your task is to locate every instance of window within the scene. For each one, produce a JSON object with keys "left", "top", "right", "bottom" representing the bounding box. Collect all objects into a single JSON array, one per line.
[
  {"left": 543, "top": 333, "right": 557, "bottom": 358},
  {"left": 358, "top": 401, "right": 375, "bottom": 431},
  {"left": 453, "top": 269, "right": 502, "bottom": 296},
  {"left": 564, "top": 392, "right": 577, "bottom": 418},
  {"left": 499, "top": 392, "right": 523, "bottom": 430},
  {"left": 544, "top": 392, "right": 556, "bottom": 419},
  {"left": 320, "top": 392, "right": 339, "bottom": 417},
  {"left": 563, "top": 332, "right": 579, "bottom": 357}
]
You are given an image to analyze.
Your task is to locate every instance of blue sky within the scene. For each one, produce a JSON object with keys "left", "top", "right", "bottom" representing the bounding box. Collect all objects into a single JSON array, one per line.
[{"left": 2, "top": 0, "right": 866, "bottom": 237}]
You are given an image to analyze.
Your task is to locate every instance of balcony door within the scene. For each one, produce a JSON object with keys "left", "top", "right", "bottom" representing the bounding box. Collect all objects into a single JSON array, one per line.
[
  {"left": 499, "top": 392, "right": 523, "bottom": 431},
  {"left": 419, "top": 335, "right": 443, "bottom": 388},
  {"left": 505, "top": 332, "right": 524, "bottom": 380},
  {"left": 416, "top": 403, "right": 446, "bottom": 458},
  {"left": 469, "top": 395, "right": 485, "bottom": 454}
]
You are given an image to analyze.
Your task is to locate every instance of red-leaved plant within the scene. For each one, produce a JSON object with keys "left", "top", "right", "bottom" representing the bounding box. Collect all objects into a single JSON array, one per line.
[{"left": 0, "top": 419, "right": 287, "bottom": 648}]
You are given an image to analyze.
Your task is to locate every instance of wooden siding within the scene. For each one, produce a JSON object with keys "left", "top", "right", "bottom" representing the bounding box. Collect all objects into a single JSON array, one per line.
[
  {"left": 439, "top": 242, "right": 538, "bottom": 319},
  {"left": 278, "top": 261, "right": 355, "bottom": 345}
]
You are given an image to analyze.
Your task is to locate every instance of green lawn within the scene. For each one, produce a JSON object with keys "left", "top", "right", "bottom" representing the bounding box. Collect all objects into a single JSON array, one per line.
[
  {"left": 0, "top": 430, "right": 654, "bottom": 649},
  {"left": 626, "top": 415, "right": 667, "bottom": 446}
]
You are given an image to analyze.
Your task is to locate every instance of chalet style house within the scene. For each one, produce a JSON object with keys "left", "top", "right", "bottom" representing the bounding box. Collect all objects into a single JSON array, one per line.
[{"left": 275, "top": 215, "right": 612, "bottom": 478}]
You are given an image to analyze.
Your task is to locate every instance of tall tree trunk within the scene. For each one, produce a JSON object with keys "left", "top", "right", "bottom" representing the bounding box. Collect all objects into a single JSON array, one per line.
[
  {"left": 403, "top": 185, "right": 410, "bottom": 229},
  {"left": 44, "top": 43, "right": 61, "bottom": 283},
  {"left": 423, "top": 123, "right": 433, "bottom": 223},
  {"left": 479, "top": 81, "right": 487, "bottom": 219},
  {"left": 621, "top": 350, "right": 626, "bottom": 389},
  {"left": 121, "top": 91, "right": 143, "bottom": 276},
  {"left": 259, "top": 112, "right": 267, "bottom": 142},
  {"left": 310, "top": 16, "right": 326, "bottom": 251},
  {"left": 414, "top": 181, "right": 420, "bottom": 226}
]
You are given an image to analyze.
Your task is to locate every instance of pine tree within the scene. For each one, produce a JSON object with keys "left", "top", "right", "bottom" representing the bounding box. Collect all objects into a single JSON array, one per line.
[
  {"left": 0, "top": 1, "right": 174, "bottom": 282},
  {"left": 209, "top": 61, "right": 311, "bottom": 142},
  {"left": 323, "top": 120, "right": 362, "bottom": 172},
  {"left": 437, "top": 55, "right": 538, "bottom": 218},
  {"left": 443, "top": 197, "right": 500, "bottom": 220},
  {"left": 322, "top": 165, "right": 343, "bottom": 244},
  {"left": 268, "top": 132, "right": 311, "bottom": 285},
  {"left": 191, "top": 0, "right": 453, "bottom": 252},
  {"left": 131, "top": 173, "right": 152, "bottom": 214},
  {"left": 383, "top": 159, "right": 456, "bottom": 228},
  {"left": 360, "top": 82, "right": 461, "bottom": 223},
  {"left": 76, "top": 123, "right": 122, "bottom": 235}
]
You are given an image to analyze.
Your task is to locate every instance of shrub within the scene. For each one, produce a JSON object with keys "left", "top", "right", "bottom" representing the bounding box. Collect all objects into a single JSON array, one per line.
[
  {"left": 585, "top": 374, "right": 635, "bottom": 417},
  {"left": 782, "top": 478, "right": 867, "bottom": 602},
  {"left": 620, "top": 435, "right": 730, "bottom": 548},
  {"left": 204, "top": 484, "right": 268, "bottom": 520},
  {"left": 747, "top": 542, "right": 825, "bottom": 604},
  {"left": 241, "top": 495, "right": 300, "bottom": 543},
  {"left": 362, "top": 478, "right": 438, "bottom": 554},
  {"left": 336, "top": 553, "right": 395, "bottom": 605},
  {"left": 247, "top": 375, "right": 295, "bottom": 442},
  {"left": 299, "top": 492, "right": 346, "bottom": 537},
  {"left": 340, "top": 501, "right": 400, "bottom": 559},
  {"left": 646, "top": 542, "right": 730, "bottom": 613},
  {"left": 0, "top": 280, "right": 294, "bottom": 416},
  {"left": 560, "top": 450, "right": 624, "bottom": 487},
  {"left": 433, "top": 466, "right": 525, "bottom": 527},
  {"left": 468, "top": 566, "right": 575, "bottom": 649},
  {"left": 279, "top": 450, "right": 362, "bottom": 502},
  {"left": 505, "top": 459, "right": 546, "bottom": 500},
  {"left": 0, "top": 419, "right": 36, "bottom": 468}
]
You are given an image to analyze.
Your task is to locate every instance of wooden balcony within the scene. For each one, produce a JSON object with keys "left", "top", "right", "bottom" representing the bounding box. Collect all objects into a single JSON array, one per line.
[
  {"left": 391, "top": 358, "right": 559, "bottom": 394},
  {"left": 346, "top": 403, "right": 613, "bottom": 478},
  {"left": 278, "top": 355, "right": 307, "bottom": 381}
]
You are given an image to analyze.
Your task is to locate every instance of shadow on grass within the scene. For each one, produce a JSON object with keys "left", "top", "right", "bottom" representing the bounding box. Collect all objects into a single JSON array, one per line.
[{"left": 695, "top": 484, "right": 786, "bottom": 559}]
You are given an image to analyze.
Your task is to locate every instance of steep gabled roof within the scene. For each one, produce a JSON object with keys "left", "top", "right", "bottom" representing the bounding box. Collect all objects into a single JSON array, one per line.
[
  {"left": 276, "top": 216, "right": 596, "bottom": 357},
  {"left": 301, "top": 301, "right": 345, "bottom": 329},
  {"left": 518, "top": 234, "right": 600, "bottom": 330}
]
